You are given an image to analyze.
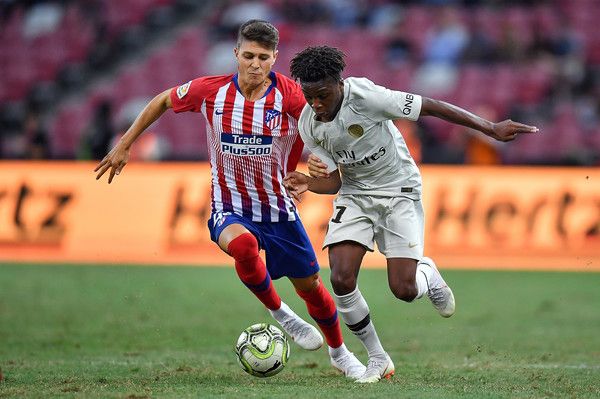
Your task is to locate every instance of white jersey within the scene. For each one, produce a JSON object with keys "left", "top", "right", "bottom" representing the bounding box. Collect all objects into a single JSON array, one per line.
[{"left": 298, "top": 77, "right": 423, "bottom": 199}]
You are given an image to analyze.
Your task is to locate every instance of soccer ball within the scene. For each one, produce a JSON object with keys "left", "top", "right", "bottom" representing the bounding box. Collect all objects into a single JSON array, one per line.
[{"left": 235, "top": 323, "right": 290, "bottom": 378}]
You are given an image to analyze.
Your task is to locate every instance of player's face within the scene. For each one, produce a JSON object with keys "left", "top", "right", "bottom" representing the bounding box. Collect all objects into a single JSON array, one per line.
[
  {"left": 234, "top": 40, "right": 277, "bottom": 87},
  {"left": 301, "top": 79, "right": 344, "bottom": 122}
]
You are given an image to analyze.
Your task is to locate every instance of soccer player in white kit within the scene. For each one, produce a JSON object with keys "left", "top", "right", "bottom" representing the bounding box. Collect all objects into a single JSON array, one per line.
[{"left": 284, "top": 46, "right": 539, "bottom": 383}]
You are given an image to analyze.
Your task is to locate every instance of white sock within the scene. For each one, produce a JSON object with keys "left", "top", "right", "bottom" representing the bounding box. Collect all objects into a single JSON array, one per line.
[
  {"left": 269, "top": 301, "right": 294, "bottom": 322},
  {"left": 328, "top": 342, "right": 349, "bottom": 359},
  {"left": 334, "top": 287, "right": 386, "bottom": 358},
  {"left": 416, "top": 258, "right": 436, "bottom": 299},
  {"left": 415, "top": 263, "right": 431, "bottom": 299}
]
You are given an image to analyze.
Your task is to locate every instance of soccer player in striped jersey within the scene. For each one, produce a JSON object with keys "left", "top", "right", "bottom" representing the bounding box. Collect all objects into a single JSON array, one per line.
[
  {"left": 95, "top": 21, "right": 365, "bottom": 379},
  {"left": 284, "top": 46, "right": 539, "bottom": 383}
]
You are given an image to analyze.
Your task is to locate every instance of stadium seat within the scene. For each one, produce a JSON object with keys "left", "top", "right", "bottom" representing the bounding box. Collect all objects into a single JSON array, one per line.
[{"left": 3, "top": 1, "right": 598, "bottom": 163}]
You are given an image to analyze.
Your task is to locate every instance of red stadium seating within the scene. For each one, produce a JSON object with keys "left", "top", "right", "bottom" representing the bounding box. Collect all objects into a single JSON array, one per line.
[{"left": 2, "top": 1, "right": 598, "bottom": 164}]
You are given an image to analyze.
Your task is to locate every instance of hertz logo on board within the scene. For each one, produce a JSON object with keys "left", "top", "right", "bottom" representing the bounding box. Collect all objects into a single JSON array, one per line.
[
  {"left": 0, "top": 162, "right": 598, "bottom": 270},
  {"left": 0, "top": 182, "right": 73, "bottom": 246}
]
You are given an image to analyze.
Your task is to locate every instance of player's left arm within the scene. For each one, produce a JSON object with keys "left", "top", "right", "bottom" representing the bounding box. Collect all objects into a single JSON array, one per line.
[{"left": 420, "top": 98, "right": 539, "bottom": 142}]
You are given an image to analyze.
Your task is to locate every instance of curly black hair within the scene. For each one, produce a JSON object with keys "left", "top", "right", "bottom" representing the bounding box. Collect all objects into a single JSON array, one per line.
[{"left": 290, "top": 46, "right": 346, "bottom": 83}]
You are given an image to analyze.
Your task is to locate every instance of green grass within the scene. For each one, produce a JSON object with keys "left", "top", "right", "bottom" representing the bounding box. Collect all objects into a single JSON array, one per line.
[{"left": 0, "top": 264, "right": 599, "bottom": 398}]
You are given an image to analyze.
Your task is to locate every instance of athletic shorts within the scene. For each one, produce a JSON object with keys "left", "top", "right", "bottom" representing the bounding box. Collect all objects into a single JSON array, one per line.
[
  {"left": 323, "top": 194, "right": 424, "bottom": 260},
  {"left": 208, "top": 211, "right": 320, "bottom": 280}
]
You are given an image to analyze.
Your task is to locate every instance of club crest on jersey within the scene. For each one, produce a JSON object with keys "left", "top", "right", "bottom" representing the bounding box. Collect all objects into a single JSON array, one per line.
[
  {"left": 265, "top": 109, "right": 281, "bottom": 130},
  {"left": 348, "top": 124, "right": 364, "bottom": 138},
  {"left": 176, "top": 81, "right": 192, "bottom": 99}
]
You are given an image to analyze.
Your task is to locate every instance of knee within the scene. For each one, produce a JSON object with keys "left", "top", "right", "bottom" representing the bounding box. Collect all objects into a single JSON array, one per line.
[
  {"left": 330, "top": 269, "right": 357, "bottom": 295},
  {"left": 293, "top": 274, "right": 320, "bottom": 293},
  {"left": 389, "top": 279, "right": 418, "bottom": 302},
  {"left": 227, "top": 233, "right": 259, "bottom": 261}
]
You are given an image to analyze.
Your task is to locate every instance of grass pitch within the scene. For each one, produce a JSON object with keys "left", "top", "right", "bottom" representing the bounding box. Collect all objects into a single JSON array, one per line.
[{"left": 0, "top": 263, "right": 599, "bottom": 398}]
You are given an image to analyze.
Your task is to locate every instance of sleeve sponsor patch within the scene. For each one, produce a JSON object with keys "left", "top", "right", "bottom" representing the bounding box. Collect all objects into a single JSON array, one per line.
[{"left": 176, "top": 81, "right": 192, "bottom": 99}]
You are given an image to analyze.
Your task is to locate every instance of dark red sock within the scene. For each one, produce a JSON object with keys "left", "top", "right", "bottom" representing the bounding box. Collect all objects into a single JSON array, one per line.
[
  {"left": 296, "top": 277, "right": 343, "bottom": 348},
  {"left": 228, "top": 233, "right": 281, "bottom": 310}
]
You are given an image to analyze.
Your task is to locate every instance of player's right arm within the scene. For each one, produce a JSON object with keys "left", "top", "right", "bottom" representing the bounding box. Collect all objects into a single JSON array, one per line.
[{"left": 94, "top": 89, "right": 172, "bottom": 183}]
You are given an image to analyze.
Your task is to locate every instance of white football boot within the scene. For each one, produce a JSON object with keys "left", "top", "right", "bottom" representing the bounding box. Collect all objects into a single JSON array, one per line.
[
  {"left": 421, "top": 257, "right": 455, "bottom": 318},
  {"left": 269, "top": 302, "right": 323, "bottom": 350},
  {"left": 356, "top": 353, "right": 395, "bottom": 383},
  {"left": 329, "top": 346, "right": 366, "bottom": 380}
]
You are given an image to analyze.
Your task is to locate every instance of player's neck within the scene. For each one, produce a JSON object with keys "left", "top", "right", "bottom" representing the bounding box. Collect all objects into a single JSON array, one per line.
[{"left": 238, "top": 78, "right": 271, "bottom": 102}]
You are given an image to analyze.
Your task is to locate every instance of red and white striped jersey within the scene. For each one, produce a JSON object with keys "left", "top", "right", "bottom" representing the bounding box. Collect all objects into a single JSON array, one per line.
[{"left": 170, "top": 71, "right": 306, "bottom": 222}]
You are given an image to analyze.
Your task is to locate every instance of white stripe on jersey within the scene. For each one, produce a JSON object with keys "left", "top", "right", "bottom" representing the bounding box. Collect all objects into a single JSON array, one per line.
[
  {"left": 208, "top": 84, "right": 230, "bottom": 211},
  {"left": 249, "top": 96, "right": 267, "bottom": 217},
  {"left": 226, "top": 90, "right": 247, "bottom": 214},
  {"left": 232, "top": 89, "right": 245, "bottom": 134},
  {"left": 269, "top": 89, "right": 285, "bottom": 221},
  {"left": 252, "top": 96, "right": 266, "bottom": 135}
]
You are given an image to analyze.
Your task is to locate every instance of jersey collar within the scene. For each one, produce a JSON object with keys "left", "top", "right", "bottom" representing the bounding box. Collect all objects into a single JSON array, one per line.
[{"left": 233, "top": 71, "right": 277, "bottom": 100}]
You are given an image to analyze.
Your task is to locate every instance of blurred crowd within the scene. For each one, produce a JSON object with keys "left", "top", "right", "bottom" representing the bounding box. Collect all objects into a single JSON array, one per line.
[{"left": 1, "top": 0, "right": 599, "bottom": 165}]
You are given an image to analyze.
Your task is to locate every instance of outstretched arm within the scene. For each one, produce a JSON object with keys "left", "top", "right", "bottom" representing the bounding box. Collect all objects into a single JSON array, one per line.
[
  {"left": 94, "top": 89, "right": 172, "bottom": 183},
  {"left": 420, "top": 97, "right": 538, "bottom": 142}
]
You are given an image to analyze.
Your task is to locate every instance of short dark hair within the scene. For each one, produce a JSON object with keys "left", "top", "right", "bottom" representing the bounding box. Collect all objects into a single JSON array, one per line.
[
  {"left": 290, "top": 46, "right": 346, "bottom": 83},
  {"left": 237, "top": 19, "right": 279, "bottom": 51}
]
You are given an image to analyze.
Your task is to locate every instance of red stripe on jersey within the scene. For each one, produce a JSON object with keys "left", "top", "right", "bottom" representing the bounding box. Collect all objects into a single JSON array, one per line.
[
  {"left": 205, "top": 92, "right": 215, "bottom": 126},
  {"left": 203, "top": 90, "right": 217, "bottom": 210},
  {"left": 287, "top": 134, "right": 304, "bottom": 173},
  {"left": 271, "top": 162, "right": 287, "bottom": 221},
  {"left": 226, "top": 91, "right": 251, "bottom": 217},
  {"left": 221, "top": 82, "right": 236, "bottom": 135},
  {"left": 279, "top": 101, "right": 290, "bottom": 136},
  {"left": 242, "top": 94, "right": 255, "bottom": 134},
  {"left": 255, "top": 89, "right": 279, "bottom": 221},
  {"left": 238, "top": 95, "right": 258, "bottom": 217},
  {"left": 218, "top": 82, "right": 238, "bottom": 212},
  {"left": 234, "top": 155, "right": 252, "bottom": 217},
  {"left": 273, "top": 90, "right": 290, "bottom": 219},
  {"left": 240, "top": 95, "right": 263, "bottom": 218},
  {"left": 253, "top": 158, "right": 269, "bottom": 221}
]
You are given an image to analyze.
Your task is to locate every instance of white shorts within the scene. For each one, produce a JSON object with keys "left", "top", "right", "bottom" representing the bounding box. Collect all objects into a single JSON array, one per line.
[{"left": 323, "top": 194, "right": 424, "bottom": 260}]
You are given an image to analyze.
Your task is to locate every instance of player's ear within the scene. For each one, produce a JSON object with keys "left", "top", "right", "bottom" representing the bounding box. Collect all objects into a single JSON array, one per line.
[{"left": 272, "top": 49, "right": 278, "bottom": 63}]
